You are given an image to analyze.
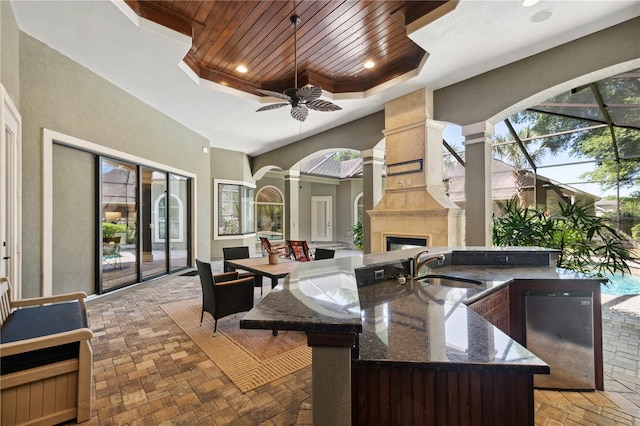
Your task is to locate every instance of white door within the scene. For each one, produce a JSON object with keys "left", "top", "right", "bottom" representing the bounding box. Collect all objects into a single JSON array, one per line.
[
  {"left": 1, "top": 86, "right": 22, "bottom": 297},
  {"left": 311, "top": 196, "right": 332, "bottom": 242}
]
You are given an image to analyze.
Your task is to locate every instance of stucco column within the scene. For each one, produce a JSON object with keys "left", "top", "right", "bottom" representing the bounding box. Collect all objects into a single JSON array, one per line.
[
  {"left": 307, "top": 333, "right": 357, "bottom": 426},
  {"left": 462, "top": 122, "right": 494, "bottom": 246},
  {"left": 361, "top": 148, "right": 384, "bottom": 254},
  {"left": 284, "top": 169, "right": 300, "bottom": 241}
]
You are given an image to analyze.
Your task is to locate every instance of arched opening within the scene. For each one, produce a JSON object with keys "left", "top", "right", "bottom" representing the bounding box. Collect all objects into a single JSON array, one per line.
[{"left": 256, "top": 186, "right": 285, "bottom": 242}]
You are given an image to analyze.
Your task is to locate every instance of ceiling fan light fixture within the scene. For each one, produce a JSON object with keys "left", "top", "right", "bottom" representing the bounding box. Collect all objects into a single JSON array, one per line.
[
  {"left": 255, "top": 14, "right": 341, "bottom": 122},
  {"left": 530, "top": 9, "right": 553, "bottom": 23}
]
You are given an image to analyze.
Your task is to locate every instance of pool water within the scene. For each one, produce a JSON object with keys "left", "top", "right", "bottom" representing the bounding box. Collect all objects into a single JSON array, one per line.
[{"left": 602, "top": 273, "right": 640, "bottom": 295}]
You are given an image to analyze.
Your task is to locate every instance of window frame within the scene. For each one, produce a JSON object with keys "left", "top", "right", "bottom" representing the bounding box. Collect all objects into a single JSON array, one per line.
[{"left": 213, "top": 178, "right": 256, "bottom": 239}]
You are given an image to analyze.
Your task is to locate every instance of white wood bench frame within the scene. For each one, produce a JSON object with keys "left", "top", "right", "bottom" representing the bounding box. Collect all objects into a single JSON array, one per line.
[{"left": 1, "top": 277, "right": 93, "bottom": 425}]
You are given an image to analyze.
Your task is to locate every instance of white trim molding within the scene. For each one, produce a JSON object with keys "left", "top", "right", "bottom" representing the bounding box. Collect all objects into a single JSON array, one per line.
[{"left": 1, "top": 84, "right": 23, "bottom": 298}]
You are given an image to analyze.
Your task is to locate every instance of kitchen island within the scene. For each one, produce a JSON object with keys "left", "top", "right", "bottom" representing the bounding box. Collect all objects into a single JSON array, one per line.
[{"left": 240, "top": 247, "right": 601, "bottom": 425}]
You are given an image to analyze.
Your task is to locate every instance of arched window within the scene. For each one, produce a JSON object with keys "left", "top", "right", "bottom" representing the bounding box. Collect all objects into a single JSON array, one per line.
[
  {"left": 256, "top": 186, "right": 285, "bottom": 241},
  {"left": 154, "top": 193, "right": 184, "bottom": 242},
  {"left": 354, "top": 192, "right": 364, "bottom": 225}
]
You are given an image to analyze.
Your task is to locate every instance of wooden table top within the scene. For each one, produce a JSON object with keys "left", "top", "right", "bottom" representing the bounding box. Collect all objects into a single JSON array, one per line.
[{"left": 226, "top": 257, "right": 299, "bottom": 278}]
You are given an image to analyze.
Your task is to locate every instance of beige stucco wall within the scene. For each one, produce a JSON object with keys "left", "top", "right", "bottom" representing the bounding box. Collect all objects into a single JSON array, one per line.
[
  {"left": 1, "top": 1, "right": 20, "bottom": 104},
  {"left": 52, "top": 144, "right": 94, "bottom": 295},
  {"left": 252, "top": 111, "right": 384, "bottom": 174},
  {"left": 19, "top": 32, "right": 210, "bottom": 297},
  {"left": 210, "top": 147, "right": 256, "bottom": 259},
  {"left": 434, "top": 17, "right": 640, "bottom": 126},
  {"left": 337, "top": 179, "right": 363, "bottom": 245}
]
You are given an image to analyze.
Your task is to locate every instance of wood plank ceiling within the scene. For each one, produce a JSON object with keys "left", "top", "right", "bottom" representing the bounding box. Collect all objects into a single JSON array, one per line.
[{"left": 124, "top": 1, "right": 449, "bottom": 96}]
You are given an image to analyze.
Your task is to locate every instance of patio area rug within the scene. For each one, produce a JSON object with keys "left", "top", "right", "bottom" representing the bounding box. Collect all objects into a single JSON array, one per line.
[{"left": 161, "top": 299, "right": 311, "bottom": 393}]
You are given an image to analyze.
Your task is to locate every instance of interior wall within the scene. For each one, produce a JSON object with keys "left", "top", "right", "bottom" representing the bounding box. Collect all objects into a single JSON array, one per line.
[
  {"left": 210, "top": 147, "right": 256, "bottom": 259},
  {"left": 309, "top": 181, "right": 338, "bottom": 242},
  {"left": 337, "top": 179, "right": 363, "bottom": 245},
  {"left": 52, "top": 144, "right": 94, "bottom": 295},
  {"left": 256, "top": 174, "right": 362, "bottom": 246},
  {"left": 19, "top": 32, "right": 210, "bottom": 297},
  {"left": 1, "top": 1, "right": 20, "bottom": 104}
]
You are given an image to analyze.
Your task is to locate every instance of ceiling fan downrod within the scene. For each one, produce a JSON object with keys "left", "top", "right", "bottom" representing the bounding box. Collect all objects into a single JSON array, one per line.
[{"left": 291, "top": 15, "right": 300, "bottom": 89}]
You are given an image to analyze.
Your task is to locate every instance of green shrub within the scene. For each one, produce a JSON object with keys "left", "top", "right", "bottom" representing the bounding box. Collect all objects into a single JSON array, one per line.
[
  {"left": 493, "top": 198, "right": 631, "bottom": 278},
  {"left": 349, "top": 218, "right": 363, "bottom": 251},
  {"left": 102, "top": 222, "right": 128, "bottom": 238}
]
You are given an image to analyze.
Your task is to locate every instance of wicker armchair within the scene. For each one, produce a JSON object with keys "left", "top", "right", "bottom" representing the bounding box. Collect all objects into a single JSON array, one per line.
[{"left": 195, "top": 260, "right": 255, "bottom": 333}]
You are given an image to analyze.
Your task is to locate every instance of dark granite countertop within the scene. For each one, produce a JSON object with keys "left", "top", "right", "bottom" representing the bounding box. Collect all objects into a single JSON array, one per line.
[
  {"left": 356, "top": 277, "right": 548, "bottom": 373},
  {"left": 240, "top": 256, "right": 363, "bottom": 334},
  {"left": 239, "top": 247, "right": 604, "bottom": 374},
  {"left": 419, "top": 264, "right": 604, "bottom": 305}
]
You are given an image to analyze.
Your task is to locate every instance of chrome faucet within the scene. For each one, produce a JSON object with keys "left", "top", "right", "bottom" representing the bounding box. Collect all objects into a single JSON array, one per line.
[{"left": 412, "top": 251, "right": 446, "bottom": 277}]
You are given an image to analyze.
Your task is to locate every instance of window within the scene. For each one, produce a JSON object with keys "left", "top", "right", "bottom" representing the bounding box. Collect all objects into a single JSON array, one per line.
[
  {"left": 155, "top": 193, "right": 184, "bottom": 242},
  {"left": 354, "top": 192, "right": 364, "bottom": 225},
  {"left": 256, "top": 186, "right": 284, "bottom": 241},
  {"left": 215, "top": 180, "right": 255, "bottom": 237}
]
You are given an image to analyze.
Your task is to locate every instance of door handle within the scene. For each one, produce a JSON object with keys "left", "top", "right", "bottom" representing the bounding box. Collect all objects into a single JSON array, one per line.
[{"left": 3, "top": 256, "right": 10, "bottom": 260}]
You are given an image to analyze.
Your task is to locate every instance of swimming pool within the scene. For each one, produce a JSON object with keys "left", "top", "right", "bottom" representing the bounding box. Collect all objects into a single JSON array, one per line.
[{"left": 602, "top": 273, "right": 640, "bottom": 295}]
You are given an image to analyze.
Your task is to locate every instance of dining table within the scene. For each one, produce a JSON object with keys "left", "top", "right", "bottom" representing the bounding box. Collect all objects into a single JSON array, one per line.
[
  {"left": 225, "top": 256, "right": 299, "bottom": 336},
  {"left": 224, "top": 257, "right": 299, "bottom": 289}
]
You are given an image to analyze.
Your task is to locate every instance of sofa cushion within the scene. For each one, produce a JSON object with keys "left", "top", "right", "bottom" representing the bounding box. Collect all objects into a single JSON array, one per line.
[{"left": 1, "top": 301, "right": 87, "bottom": 374}]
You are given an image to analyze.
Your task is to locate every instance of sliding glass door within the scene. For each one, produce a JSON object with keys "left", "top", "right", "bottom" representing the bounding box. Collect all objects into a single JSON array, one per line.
[
  {"left": 101, "top": 159, "right": 138, "bottom": 291},
  {"left": 168, "top": 174, "right": 190, "bottom": 272},
  {"left": 141, "top": 168, "right": 166, "bottom": 280},
  {"left": 100, "top": 159, "right": 191, "bottom": 293}
]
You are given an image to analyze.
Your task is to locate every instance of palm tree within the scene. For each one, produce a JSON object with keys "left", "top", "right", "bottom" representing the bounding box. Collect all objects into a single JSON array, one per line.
[{"left": 492, "top": 125, "right": 550, "bottom": 207}]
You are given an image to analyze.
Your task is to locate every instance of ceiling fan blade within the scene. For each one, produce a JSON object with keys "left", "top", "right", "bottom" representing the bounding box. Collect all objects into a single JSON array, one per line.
[
  {"left": 291, "top": 105, "right": 308, "bottom": 122},
  {"left": 297, "top": 85, "right": 322, "bottom": 101},
  {"left": 306, "top": 99, "right": 342, "bottom": 112},
  {"left": 256, "top": 103, "right": 290, "bottom": 112},
  {"left": 258, "top": 89, "right": 290, "bottom": 101}
]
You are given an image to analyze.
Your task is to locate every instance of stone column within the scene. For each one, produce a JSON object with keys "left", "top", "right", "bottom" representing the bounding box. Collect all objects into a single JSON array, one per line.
[
  {"left": 462, "top": 122, "right": 494, "bottom": 246},
  {"left": 361, "top": 148, "right": 384, "bottom": 254},
  {"left": 284, "top": 169, "right": 300, "bottom": 241},
  {"left": 307, "top": 333, "right": 357, "bottom": 426}
]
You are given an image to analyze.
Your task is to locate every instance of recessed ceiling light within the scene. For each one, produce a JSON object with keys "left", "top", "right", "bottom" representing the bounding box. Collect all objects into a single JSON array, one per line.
[
  {"left": 364, "top": 61, "right": 375, "bottom": 69},
  {"left": 236, "top": 65, "right": 248, "bottom": 73},
  {"left": 530, "top": 9, "right": 553, "bottom": 23},
  {"left": 522, "top": 0, "right": 540, "bottom": 7}
]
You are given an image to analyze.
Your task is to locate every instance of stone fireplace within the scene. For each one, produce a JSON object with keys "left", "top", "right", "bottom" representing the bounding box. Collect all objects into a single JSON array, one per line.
[{"left": 369, "top": 89, "right": 464, "bottom": 252}]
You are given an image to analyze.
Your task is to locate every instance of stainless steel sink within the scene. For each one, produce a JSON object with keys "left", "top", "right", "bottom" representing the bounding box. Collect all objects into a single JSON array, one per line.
[{"left": 417, "top": 275, "right": 482, "bottom": 288}]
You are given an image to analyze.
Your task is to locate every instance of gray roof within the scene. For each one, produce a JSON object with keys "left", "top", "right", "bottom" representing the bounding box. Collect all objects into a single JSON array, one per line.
[{"left": 444, "top": 158, "right": 599, "bottom": 202}]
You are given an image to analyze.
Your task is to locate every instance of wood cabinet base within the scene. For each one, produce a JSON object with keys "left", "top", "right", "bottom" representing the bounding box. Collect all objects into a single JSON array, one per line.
[{"left": 352, "top": 364, "right": 534, "bottom": 426}]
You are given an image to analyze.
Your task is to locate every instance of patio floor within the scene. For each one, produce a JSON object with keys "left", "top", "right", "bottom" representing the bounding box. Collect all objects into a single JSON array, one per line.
[{"left": 81, "top": 257, "right": 640, "bottom": 425}]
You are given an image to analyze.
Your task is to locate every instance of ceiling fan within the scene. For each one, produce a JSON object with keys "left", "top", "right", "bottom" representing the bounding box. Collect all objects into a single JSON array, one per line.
[{"left": 256, "top": 15, "right": 341, "bottom": 122}]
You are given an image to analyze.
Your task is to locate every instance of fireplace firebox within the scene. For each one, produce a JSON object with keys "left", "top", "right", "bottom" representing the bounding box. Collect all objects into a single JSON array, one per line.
[{"left": 386, "top": 236, "right": 428, "bottom": 251}]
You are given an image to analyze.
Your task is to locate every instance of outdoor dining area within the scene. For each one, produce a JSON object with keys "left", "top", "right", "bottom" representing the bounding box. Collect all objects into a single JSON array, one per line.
[{"left": 223, "top": 238, "right": 336, "bottom": 290}]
